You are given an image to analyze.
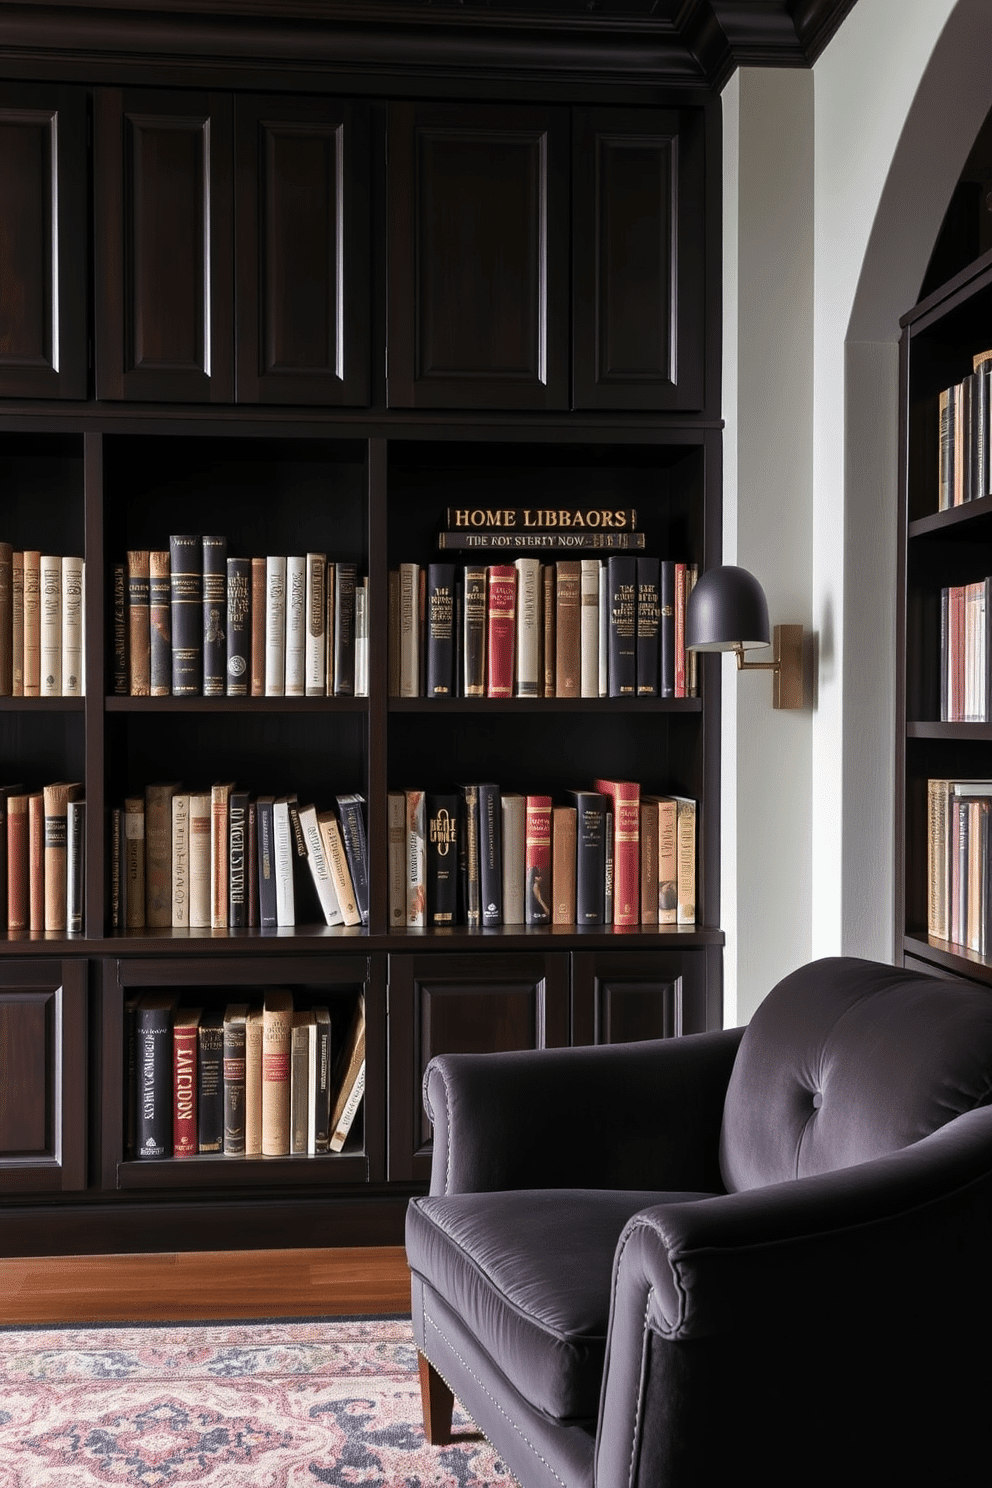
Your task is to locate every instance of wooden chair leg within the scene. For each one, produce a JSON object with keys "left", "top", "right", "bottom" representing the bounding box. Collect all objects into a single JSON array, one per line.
[{"left": 418, "top": 1350, "right": 455, "bottom": 1445}]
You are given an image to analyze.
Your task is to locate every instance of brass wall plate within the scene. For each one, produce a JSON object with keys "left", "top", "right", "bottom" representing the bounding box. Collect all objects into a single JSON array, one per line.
[{"left": 772, "top": 624, "right": 804, "bottom": 709}]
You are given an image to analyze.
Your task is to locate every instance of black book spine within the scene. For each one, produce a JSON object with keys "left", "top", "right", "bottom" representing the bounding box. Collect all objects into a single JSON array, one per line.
[
  {"left": 333, "top": 561, "right": 357, "bottom": 697},
  {"left": 110, "top": 805, "right": 122, "bottom": 929},
  {"left": 113, "top": 562, "right": 129, "bottom": 695},
  {"left": 67, "top": 798, "right": 85, "bottom": 933},
  {"left": 335, "top": 793, "right": 370, "bottom": 925},
  {"left": 607, "top": 555, "right": 637, "bottom": 697},
  {"left": 426, "top": 792, "right": 459, "bottom": 926},
  {"left": 223, "top": 1011, "right": 247, "bottom": 1155},
  {"left": 458, "top": 784, "right": 480, "bottom": 926},
  {"left": 463, "top": 566, "right": 486, "bottom": 697},
  {"left": 604, "top": 810, "right": 614, "bottom": 925},
  {"left": 478, "top": 782, "right": 502, "bottom": 926},
  {"left": 569, "top": 790, "right": 606, "bottom": 924},
  {"left": 426, "top": 562, "right": 456, "bottom": 697},
  {"left": 228, "top": 788, "right": 250, "bottom": 929},
  {"left": 226, "top": 556, "right": 251, "bottom": 697},
  {"left": 135, "top": 998, "right": 174, "bottom": 1159},
  {"left": 636, "top": 556, "right": 661, "bottom": 696},
  {"left": 197, "top": 1014, "right": 225, "bottom": 1154},
  {"left": 202, "top": 535, "right": 228, "bottom": 696},
  {"left": 149, "top": 553, "right": 171, "bottom": 696},
  {"left": 659, "top": 560, "right": 676, "bottom": 699},
  {"left": 453, "top": 575, "right": 464, "bottom": 697},
  {"left": 256, "top": 798, "right": 277, "bottom": 928},
  {"left": 169, "top": 534, "right": 203, "bottom": 696}
]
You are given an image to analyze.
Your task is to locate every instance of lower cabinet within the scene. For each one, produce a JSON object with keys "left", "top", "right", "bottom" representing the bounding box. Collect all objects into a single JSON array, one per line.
[{"left": 0, "top": 960, "right": 87, "bottom": 1194}]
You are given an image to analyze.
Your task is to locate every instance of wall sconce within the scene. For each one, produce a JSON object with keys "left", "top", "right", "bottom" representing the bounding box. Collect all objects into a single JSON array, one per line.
[{"left": 686, "top": 565, "right": 803, "bottom": 709}]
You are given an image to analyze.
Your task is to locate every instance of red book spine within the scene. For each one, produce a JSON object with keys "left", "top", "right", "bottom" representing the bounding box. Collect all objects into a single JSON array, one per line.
[
  {"left": 594, "top": 778, "right": 640, "bottom": 925},
  {"left": 949, "top": 584, "right": 965, "bottom": 723},
  {"left": 28, "top": 792, "right": 44, "bottom": 932},
  {"left": 487, "top": 565, "right": 517, "bottom": 699},
  {"left": 524, "top": 795, "right": 553, "bottom": 926},
  {"left": 674, "top": 563, "right": 686, "bottom": 699},
  {"left": 7, "top": 799, "right": 28, "bottom": 930},
  {"left": 173, "top": 1021, "right": 199, "bottom": 1157}
]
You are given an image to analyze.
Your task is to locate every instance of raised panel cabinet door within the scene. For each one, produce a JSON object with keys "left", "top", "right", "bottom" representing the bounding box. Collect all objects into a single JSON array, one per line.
[
  {"left": 388, "top": 103, "right": 569, "bottom": 410},
  {"left": 94, "top": 89, "right": 234, "bottom": 402},
  {"left": 572, "top": 108, "right": 706, "bottom": 411},
  {"left": 0, "top": 960, "right": 86, "bottom": 1193},
  {"left": 0, "top": 84, "right": 87, "bottom": 400},
  {"left": 386, "top": 951, "right": 569, "bottom": 1181},
  {"left": 570, "top": 948, "right": 712, "bottom": 1045},
  {"left": 235, "top": 96, "right": 370, "bottom": 406}
]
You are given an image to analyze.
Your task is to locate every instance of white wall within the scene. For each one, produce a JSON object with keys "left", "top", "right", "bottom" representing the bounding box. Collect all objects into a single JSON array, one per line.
[{"left": 723, "top": 0, "right": 992, "bottom": 1022}]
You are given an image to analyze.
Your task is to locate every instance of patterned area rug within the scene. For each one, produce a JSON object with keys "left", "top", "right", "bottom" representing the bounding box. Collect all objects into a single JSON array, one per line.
[{"left": 0, "top": 1316, "right": 518, "bottom": 1487}]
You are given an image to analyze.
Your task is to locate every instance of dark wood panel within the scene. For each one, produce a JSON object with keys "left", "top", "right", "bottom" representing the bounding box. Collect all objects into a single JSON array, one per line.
[
  {"left": 95, "top": 88, "right": 234, "bottom": 402},
  {"left": 0, "top": 960, "right": 86, "bottom": 1193},
  {"left": 387, "top": 103, "right": 568, "bottom": 411},
  {"left": 386, "top": 951, "right": 569, "bottom": 1180},
  {"left": 570, "top": 948, "right": 710, "bottom": 1044},
  {"left": 235, "top": 96, "right": 370, "bottom": 406},
  {"left": 573, "top": 108, "right": 706, "bottom": 410},
  {"left": 0, "top": 84, "right": 87, "bottom": 400}
]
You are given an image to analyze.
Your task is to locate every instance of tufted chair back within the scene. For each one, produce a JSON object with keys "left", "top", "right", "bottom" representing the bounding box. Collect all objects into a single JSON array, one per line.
[{"left": 719, "top": 956, "right": 992, "bottom": 1192}]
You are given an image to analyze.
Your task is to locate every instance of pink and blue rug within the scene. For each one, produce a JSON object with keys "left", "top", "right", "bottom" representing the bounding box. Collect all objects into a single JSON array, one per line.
[{"left": 0, "top": 1316, "right": 517, "bottom": 1487}]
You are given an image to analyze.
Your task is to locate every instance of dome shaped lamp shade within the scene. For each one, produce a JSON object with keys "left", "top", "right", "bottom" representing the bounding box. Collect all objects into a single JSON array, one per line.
[{"left": 686, "top": 565, "right": 804, "bottom": 709}]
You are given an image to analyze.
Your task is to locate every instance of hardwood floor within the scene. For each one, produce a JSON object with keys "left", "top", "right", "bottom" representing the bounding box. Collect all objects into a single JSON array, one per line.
[{"left": 0, "top": 1246, "right": 412, "bottom": 1326}]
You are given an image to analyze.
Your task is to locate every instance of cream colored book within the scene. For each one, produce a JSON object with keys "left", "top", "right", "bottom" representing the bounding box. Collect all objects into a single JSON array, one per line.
[
  {"left": 264, "top": 555, "right": 286, "bottom": 697},
  {"left": 22, "top": 550, "right": 40, "bottom": 696},
  {"left": 285, "top": 554, "right": 306, "bottom": 697},
  {"left": 262, "top": 989, "right": 294, "bottom": 1156},
  {"left": 171, "top": 792, "right": 190, "bottom": 928},
  {"left": 305, "top": 552, "right": 327, "bottom": 696},
  {"left": 387, "top": 791, "right": 406, "bottom": 927},
  {"left": 39, "top": 554, "right": 61, "bottom": 696},
  {"left": 291, "top": 1011, "right": 314, "bottom": 1154},
  {"left": 210, "top": 782, "right": 235, "bottom": 930},
  {"left": 12, "top": 550, "right": 23, "bottom": 695},
  {"left": 188, "top": 791, "right": 212, "bottom": 929},
  {"left": 317, "top": 809, "right": 361, "bottom": 927},
  {"left": 43, "top": 781, "right": 83, "bottom": 932},
  {"left": 298, "top": 802, "right": 344, "bottom": 926},
  {"left": 245, "top": 1006, "right": 264, "bottom": 1156},
  {"left": 329, "top": 993, "right": 366, "bottom": 1154},
  {"left": 61, "top": 555, "right": 84, "bottom": 698}
]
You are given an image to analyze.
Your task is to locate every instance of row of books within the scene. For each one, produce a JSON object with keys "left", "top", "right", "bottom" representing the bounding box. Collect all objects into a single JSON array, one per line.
[
  {"left": 0, "top": 547, "right": 85, "bottom": 697},
  {"left": 937, "top": 350, "right": 992, "bottom": 511},
  {"left": 118, "top": 542, "right": 368, "bottom": 699},
  {"left": 388, "top": 557, "right": 698, "bottom": 701},
  {"left": 111, "top": 786, "right": 369, "bottom": 931},
  {"left": 390, "top": 781, "right": 696, "bottom": 929},
  {"left": 128, "top": 988, "right": 366, "bottom": 1160},
  {"left": 939, "top": 580, "right": 992, "bottom": 722},
  {"left": 927, "top": 778, "right": 992, "bottom": 952},
  {"left": 0, "top": 783, "right": 84, "bottom": 933}
]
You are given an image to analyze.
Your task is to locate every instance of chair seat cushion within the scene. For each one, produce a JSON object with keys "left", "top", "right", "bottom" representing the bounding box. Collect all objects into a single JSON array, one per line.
[{"left": 406, "top": 1186, "right": 715, "bottom": 1421}]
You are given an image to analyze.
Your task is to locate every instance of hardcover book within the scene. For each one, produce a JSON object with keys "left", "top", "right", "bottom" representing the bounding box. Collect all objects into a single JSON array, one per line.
[
  {"left": 659, "top": 560, "right": 676, "bottom": 699},
  {"left": 486, "top": 565, "right": 516, "bottom": 698},
  {"left": 333, "top": 561, "right": 357, "bottom": 697},
  {"left": 399, "top": 562, "right": 421, "bottom": 697},
  {"left": 298, "top": 802, "right": 344, "bottom": 927},
  {"left": 580, "top": 559, "right": 601, "bottom": 698},
  {"left": 405, "top": 788, "right": 426, "bottom": 928},
  {"left": 251, "top": 556, "right": 266, "bottom": 696},
  {"left": 335, "top": 793, "right": 370, "bottom": 927},
  {"left": 262, "top": 989, "right": 294, "bottom": 1156},
  {"left": 607, "top": 556, "right": 637, "bottom": 697},
  {"left": 197, "top": 1010, "right": 225, "bottom": 1155},
  {"left": 462, "top": 564, "right": 487, "bottom": 697},
  {"left": 272, "top": 796, "right": 296, "bottom": 927},
  {"left": 171, "top": 793, "right": 190, "bottom": 929},
  {"left": 524, "top": 795, "right": 553, "bottom": 926},
  {"left": 7, "top": 792, "right": 28, "bottom": 932},
  {"left": 223, "top": 1002, "right": 249, "bottom": 1155},
  {"left": 67, "top": 798, "right": 86, "bottom": 933},
  {"left": 567, "top": 789, "right": 606, "bottom": 925},
  {"left": 555, "top": 561, "right": 581, "bottom": 697},
  {"left": 387, "top": 791, "right": 407, "bottom": 927},
  {"left": 329, "top": 994, "right": 365, "bottom": 1153},
  {"left": 169, "top": 535, "right": 202, "bottom": 696},
  {"left": 593, "top": 779, "right": 640, "bottom": 926},
  {"left": 0, "top": 542, "right": 10, "bottom": 695},
  {"left": 312, "top": 1006, "right": 332, "bottom": 1153},
  {"left": 245, "top": 1005, "right": 264, "bottom": 1155},
  {"left": 514, "top": 558, "right": 542, "bottom": 698},
  {"left": 43, "top": 782, "right": 82, "bottom": 932},
  {"left": 426, "top": 562, "right": 456, "bottom": 697},
  {"left": 202, "top": 535, "right": 228, "bottom": 697},
  {"left": 61, "top": 555, "right": 84, "bottom": 697},
  {"left": 228, "top": 787, "right": 251, "bottom": 929},
  {"left": 478, "top": 782, "right": 502, "bottom": 927},
  {"left": 639, "top": 798, "right": 659, "bottom": 925},
  {"left": 22, "top": 551, "right": 41, "bottom": 696},
  {"left": 145, "top": 782, "right": 179, "bottom": 930},
  {"left": 39, "top": 555, "right": 62, "bottom": 696},
  {"left": 11, "top": 550, "right": 22, "bottom": 696},
  {"left": 426, "top": 792, "right": 459, "bottom": 927},
  {"left": 256, "top": 795, "right": 277, "bottom": 929},
  {"left": 305, "top": 552, "right": 327, "bottom": 696},
  {"left": 636, "top": 557, "right": 661, "bottom": 696},
  {"left": 291, "top": 1011, "right": 314, "bottom": 1154},
  {"left": 149, "top": 550, "right": 171, "bottom": 696},
  {"left": 318, "top": 809, "right": 361, "bottom": 926},
  {"left": 188, "top": 792, "right": 212, "bottom": 929},
  {"left": 552, "top": 804, "right": 577, "bottom": 925},
  {"left": 500, "top": 792, "right": 526, "bottom": 926},
  {"left": 458, "top": 783, "right": 480, "bottom": 927},
  {"left": 28, "top": 790, "right": 45, "bottom": 932},
  {"left": 285, "top": 553, "right": 306, "bottom": 697},
  {"left": 173, "top": 1007, "right": 202, "bottom": 1157},
  {"left": 210, "top": 782, "right": 235, "bottom": 930},
  {"left": 226, "top": 557, "right": 252, "bottom": 697},
  {"left": 265, "top": 555, "right": 287, "bottom": 697},
  {"left": 135, "top": 992, "right": 177, "bottom": 1159}
]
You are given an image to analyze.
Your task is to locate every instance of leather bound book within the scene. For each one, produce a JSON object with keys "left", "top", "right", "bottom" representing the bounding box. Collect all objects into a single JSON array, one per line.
[
  {"left": 11, "top": 550, "right": 22, "bottom": 696},
  {"left": 169, "top": 535, "right": 203, "bottom": 696},
  {"left": 210, "top": 781, "right": 235, "bottom": 930},
  {"left": 524, "top": 795, "right": 553, "bottom": 926},
  {"left": 67, "top": 798, "right": 86, "bottom": 933},
  {"left": 228, "top": 787, "right": 251, "bottom": 929},
  {"left": 580, "top": 559, "right": 601, "bottom": 698},
  {"left": 552, "top": 804, "right": 577, "bottom": 925},
  {"left": 170, "top": 790, "right": 190, "bottom": 928},
  {"left": 124, "top": 795, "right": 146, "bottom": 929},
  {"left": 399, "top": 562, "right": 421, "bottom": 697},
  {"left": 607, "top": 556, "right": 637, "bottom": 697},
  {"left": 542, "top": 564, "right": 556, "bottom": 697},
  {"left": 261, "top": 989, "right": 294, "bottom": 1156},
  {"left": 593, "top": 779, "right": 640, "bottom": 926},
  {"left": 202, "top": 535, "right": 228, "bottom": 697},
  {"left": 255, "top": 796, "right": 277, "bottom": 928},
  {"left": 333, "top": 561, "right": 357, "bottom": 698},
  {"left": 305, "top": 553, "right": 327, "bottom": 697},
  {"left": 197, "top": 1010, "right": 225, "bottom": 1155},
  {"left": 478, "top": 782, "right": 502, "bottom": 927},
  {"left": 486, "top": 564, "right": 516, "bottom": 699},
  {"left": 188, "top": 792, "right": 211, "bottom": 929},
  {"left": 22, "top": 551, "right": 41, "bottom": 697},
  {"left": 335, "top": 793, "right": 369, "bottom": 926},
  {"left": 149, "top": 550, "right": 172, "bottom": 696},
  {"left": 387, "top": 791, "right": 406, "bottom": 928},
  {"left": 264, "top": 555, "right": 287, "bottom": 697},
  {"left": 173, "top": 1007, "right": 202, "bottom": 1157},
  {"left": 226, "top": 557, "right": 251, "bottom": 697},
  {"left": 514, "top": 558, "right": 542, "bottom": 698},
  {"left": 405, "top": 788, "right": 426, "bottom": 928},
  {"left": 636, "top": 557, "right": 661, "bottom": 696},
  {"left": 567, "top": 789, "right": 606, "bottom": 925},
  {"left": 639, "top": 798, "right": 659, "bottom": 925},
  {"left": 426, "top": 562, "right": 456, "bottom": 698},
  {"left": 426, "top": 792, "right": 459, "bottom": 927},
  {"left": 6, "top": 793, "right": 29, "bottom": 931},
  {"left": 145, "top": 782, "right": 178, "bottom": 929},
  {"left": 223, "top": 1002, "right": 249, "bottom": 1155},
  {"left": 285, "top": 553, "right": 306, "bottom": 697},
  {"left": 500, "top": 792, "right": 526, "bottom": 926},
  {"left": 247, "top": 800, "right": 259, "bottom": 927},
  {"left": 0, "top": 541, "right": 11, "bottom": 695},
  {"left": 659, "top": 560, "right": 676, "bottom": 698},
  {"left": 312, "top": 1007, "right": 332, "bottom": 1153},
  {"left": 457, "top": 783, "right": 480, "bottom": 927},
  {"left": 462, "top": 564, "right": 486, "bottom": 697},
  {"left": 43, "top": 781, "right": 83, "bottom": 932},
  {"left": 135, "top": 992, "right": 177, "bottom": 1159},
  {"left": 250, "top": 557, "right": 266, "bottom": 696},
  {"left": 555, "top": 561, "right": 581, "bottom": 697}
]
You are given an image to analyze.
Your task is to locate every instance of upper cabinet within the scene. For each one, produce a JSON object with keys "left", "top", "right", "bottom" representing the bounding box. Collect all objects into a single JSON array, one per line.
[
  {"left": 94, "top": 89, "right": 369, "bottom": 406},
  {"left": 0, "top": 84, "right": 87, "bottom": 401}
]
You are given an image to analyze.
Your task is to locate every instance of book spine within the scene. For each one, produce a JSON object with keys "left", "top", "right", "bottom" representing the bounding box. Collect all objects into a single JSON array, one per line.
[
  {"left": 524, "top": 796, "right": 553, "bottom": 926},
  {"left": 172, "top": 793, "right": 190, "bottom": 929},
  {"left": 674, "top": 563, "right": 687, "bottom": 698},
  {"left": 188, "top": 793, "right": 212, "bottom": 929},
  {"left": 66, "top": 798, "right": 85, "bottom": 933},
  {"left": 262, "top": 994, "right": 293, "bottom": 1156},
  {"left": 40, "top": 554, "right": 62, "bottom": 696},
  {"left": 333, "top": 561, "right": 357, "bottom": 697},
  {"left": 552, "top": 804, "right": 576, "bottom": 925},
  {"left": 594, "top": 779, "right": 640, "bottom": 926},
  {"left": 225, "top": 557, "right": 251, "bottom": 697},
  {"left": 675, "top": 796, "right": 696, "bottom": 925},
  {"left": 136, "top": 1000, "right": 174, "bottom": 1159},
  {"left": 405, "top": 788, "right": 426, "bottom": 927},
  {"left": 636, "top": 556, "right": 661, "bottom": 695},
  {"left": 245, "top": 1007, "right": 263, "bottom": 1155},
  {"left": 328, "top": 995, "right": 366, "bottom": 1153},
  {"left": 426, "top": 562, "right": 456, "bottom": 697},
  {"left": 686, "top": 565, "right": 699, "bottom": 696},
  {"left": 256, "top": 798, "right": 277, "bottom": 928},
  {"left": 247, "top": 800, "right": 259, "bottom": 928},
  {"left": 112, "top": 560, "right": 129, "bottom": 695},
  {"left": 7, "top": 795, "right": 29, "bottom": 931},
  {"left": 324, "top": 562, "right": 336, "bottom": 696},
  {"left": 284, "top": 553, "right": 306, "bottom": 697},
  {"left": 11, "top": 550, "right": 23, "bottom": 696},
  {"left": 659, "top": 560, "right": 675, "bottom": 698},
  {"left": 399, "top": 562, "right": 421, "bottom": 697},
  {"left": 145, "top": 783, "right": 175, "bottom": 929},
  {"left": 200, "top": 534, "right": 228, "bottom": 697},
  {"left": 197, "top": 1016, "right": 225, "bottom": 1154},
  {"left": 658, "top": 797, "right": 678, "bottom": 925},
  {"left": 250, "top": 556, "right": 266, "bottom": 696},
  {"left": 124, "top": 796, "right": 146, "bottom": 928},
  {"left": 607, "top": 555, "right": 637, "bottom": 697},
  {"left": 223, "top": 1007, "right": 248, "bottom": 1155},
  {"left": 388, "top": 569, "right": 401, "bottom": 697},
  {"left": 938, "top": 386, "right": 953, "bottom": 511},
  {"left": 329, "top": 1060, "right": 365, "bottom": 1152},
  {"left": 0, "top": 542, "right": 10, "bottom": 695},
  {"left": 478, "top": 782, "right": 502, "bottom": 927},
  {"left": 211, "top": 783, "right": 233, "bottom": 930},
  {"left": 514, "top": 558, "right": 542, "bottom": 698},
  {"left": 148, "top": 550, "right": 172, "bottom": 696},
  {"left": 22, "top": 551, "right": 41, "bottom": 696},
  {"left": 570, "top": 791, "right": 605, "bottom": 925},
  {"left": 173, "top": 1016, "right": 199, "bottom": 1157},
  {"left": 426, "top": 792, "right": 460, "bottom": 927},
  {"left": 639, "top": 800, "right": 659, "bottom": 925},
  {"left": 291, "top": 1014, "right": 312, "bottom": 1154},
  {"left": 458, "top": 784, "right": 480, "bottom": 926},
  {"left": 61, "top": 555, "right": 84, "bottom": 697},
  {"left": 486, "top": 565, "right": 516, "bottom": 699},
  {"left": 555, "top": 560, "right": 581, "bottom": 697},
  {"left": 463, "top": 564, "right": 487, "bottom": 697},
  {"left": 109, "top": 805, "right": 122, "bottom": 931},
  {"left": 305, "top": 552, "right": 327, "bottom": 696},
  {"left": 604, "top": 810, "right": 614, "bottom": 925},
  {"left": 43, "top": 783, "right": 71, "bottom": 932},
  {"left": 169, "top": 535, "right": 202, "bottom": 696},
  {"left": 335, "top": 793, "right": 369, "bottom": 926},
  {"left": 313, "top": 1008, "right": 332, "bottom": 1153},
  {"left": 28, "top": 792, "right": 44, "bottom": 932},
  {"left": 928, "top": 779, "right": 950, "bottom": 941},
  {"left": 265, "top": 555, "right": 287, "bottom": 696},
  {"left": 388, "top": 791, "right": 407, "bottom": 927},
  {"left": 300, "top": 805, "right": 344, "bottom": 926},
  {"left": 542, "top": 564, "right": 556, "bottom": 697},
  {"left": 228, "top": 789, "right": 250, "bottom": 928},
  {"left": 318, "top": 810, "right": 360, "bottom": 925},
  {"left": 500, "top": 793, "right": 525, "bottom": 925},
  {"left": 273, "top": 798, "right": 296, "bottom": 926},
  {"left": 580, "top": 559, "right": 601, "bottom": 698}
]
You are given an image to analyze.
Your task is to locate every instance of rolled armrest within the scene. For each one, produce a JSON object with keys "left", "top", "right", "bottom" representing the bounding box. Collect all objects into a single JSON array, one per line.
[{"left": 423, "top": 1025, "right": 745, "bottom": 1195}]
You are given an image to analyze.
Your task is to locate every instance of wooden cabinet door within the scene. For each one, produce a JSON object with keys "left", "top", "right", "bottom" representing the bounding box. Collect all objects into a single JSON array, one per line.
[
  {"left": 94, "top": 89, "right": 234, "bottom": 402},
  {"left": 570, "top": 948, "right": 713, "bottom": 1045},
  {"left": 0, "top": 960, "right": 86, "bottom": 1193},
  {"left": 387, "top": 103, "right": 569, "bottom": 410},
  {"left": 387, "top": 951, "right": 569, "bottom": 1181},
  {"left": 0, "top": 85, "right": 86, "bottom": 400},
  {"left": 572, "top": 108, "right": 706, "bottom": 411},
  {"left": 235, "top": 96, "right": 370, "bottom": 406}
]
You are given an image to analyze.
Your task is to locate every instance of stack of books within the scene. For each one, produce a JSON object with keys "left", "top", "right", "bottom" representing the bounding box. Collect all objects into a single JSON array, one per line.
[
  {"left": 1, "top": 782, "right": 84, "bottom": 933},
  {"left": 388, "top": 555, "right": 698, "bottom": 701},
  {"left": 110, "top": 785, "right": 368, "bottom": 932},
  {"left": 937, "top": 349, "right": 992, "bottom": 511},
  {"left": 927, "top": 778, "right": 992, "bottom": 952},
  {"left": 117, "top": 541, "right": 368, "bottom": 698},
  {"left": 127, "top": 989, "right": 366, "bottom": 1160},
  {"left": 389, "top": 780, "right": 696, "bottom": 930},
  {"left": 938, "top": 578, "right": 992, "bottom": 721},
  {"left": 0, "top": 545, "right": 85, "bottom": 697}
]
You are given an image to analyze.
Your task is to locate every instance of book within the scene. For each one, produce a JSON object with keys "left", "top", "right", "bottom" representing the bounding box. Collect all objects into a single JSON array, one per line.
[
  {"left": 223, "top": 1002, "right": 249, "bottom": 1155},
  {"left": 542, "top": 563, "right": 556, "bottom": 697},
  {"left": 173, "top": 1007, "right": 202, "bottom": 1157},
  {"left": 109, "top": 804, "right": 122, "bottom": 930},
  {"left": 555, "top": 560, "right": 581, "bottom": 697},
  {"left": 262, "top": 989, "right": 294, "bottom": 1156},
  {"left": 2, "top": 788, "right": 26, "bottom": 931},
  {"left": 324, "top": 562, "right": 336, "bottom": 694},
  {"left": 247, "top": 801, "right": 259, "bottom": 928},
  {"left": 188, "top": 791, "right": 212, "bottom": 929},
  {"left": 312, "top": 1006, "right": 332, "bottom": 1153},
  {"left": 458, "top": 783, "right": 480, "bottom": 927},
  {"left": 135, "top": 992, "right": 176, "bottom": 1159},
  {"left": 552, "top": 804, "right": 577, "bottom": 925},
  {"left": 245, "top": 1005, "right": 264, "bottom": 1155},
  {"left": 250, "top": 556, "right": 266, "bottom": 696},
  {"left": 568, "top": 789, "right": 606, "bottom": 925},
  {"left": 318, "top": 809, "right": 361, "bottom": 926},
  {"left": 169, "top": 535, "right": 202, "bottom": 696},
  {"left": 298, "top": 802, "right": 344, "bottom": 926},
  {"left": 145, "top": 782, "right": 178, "bottom": 929},
  {"left": 604, "top": 810, "right": 614, "bottom": 925},
  {"left": 329, "top": 993, "right": 365, "bottom": 1153},
  {"left": 405, "top": 788, "right": 426, "bottom": 927},
  {"left": 478, "top": 781, "right": 502, "bottom": 927},
  {"left": 66, "top": 797, "right": 86, "bottom": 933},
  {"left": 514, "top": 557, "right": 542, "bottom": 698},
  {"left": 39, "top": 554, "right": 62, "bottom": 696},
  {"left": 305, "top": 552, "right": 327, "bottom": 696},
  {"left": 291, "top": 1011, "right": 314, "bottom": 1154},
  {"left": 500, "top": 792, "right": 526, "bottom": 926},
  {"left": 462, "top": 564, "right": 486, "bottom": 697},
  {"left": 22, "top": 550, "right": 41, "bottom": 696},
  {"left": 671, "top": 794, "right": 697, "bottom": 925},
  {"left": 43, "top": 782, "right": 82, "bottom": 932},
  {"left": 61, "top": 555, "right": 84, "bottom": 697},
  {"left": 285, "top": 553, "right": 306, "bottom": 697},
  {"left": 594, "top": 779, "right": 640, "bottom": 926},
  {"left": 659, "top": 560, "right": 675, "bottom": 698},
  {"left": 387, "top": 791, "right": 407, "bottom": 927},
  {"left": 636, "top": 557, "right": 661, "bottom": 695},
  {"left": 288, "top": 798, "right": 325, "bottom": 926},
  {"left": 607, "top": 556, "right": 637, "bottom": 697},
  {"left": 388, "top": 568, "right": 401, "bottom": 697},
  {"left": 225, "top": 556, "right": 251, "bottom": 697},
  {"left": 256, "top": 796, "right": 277, "bottom": 929},
  {"left": 426, "top": 791, "right": 459, "bottom": 927},
  {"left": 28, "top": 791, "right": 44, "bottom": 932},
  {"left": 10, "top": 553, "right": 22, "bottom": 694},
  {"left": 202, "top": 534, "right": 228, "bottom": 696},
  {"left": 273, "top": 795, "right": 296, "bottom": 926},
  {"left": 399, "top": 561, "right": 421, "bottom": 697},
  {"left": 486, "top": 565, "right": 516, "bottom": 698},
  {"left": 674, "top": 562, "right": 687, "bottom": 697},
  {"left": 228, "top": 787, "right": 251, "bottom": 928},
  {"left": 210, "top": 781, "right": 235, "bottom": 930},
  {"left": 265, "top": 555, "right": 287, "bottom": 696},
  {"left": 197, "top": 1010, "right": 225, "bottom": 1155},
  {"left": 171, "top": 792, "right": 190, "bottom": 928},
  {"left": 149, "top": 549, "right": 171, "bottom": 696},
  {"left": 437, "top": 529, "right": 646, "bottom": 550},
  {"left": 335, "top": 793, "right": 370, "bottom": 927},
  {"left": 580, "top": 559, "right": 601, "bottom": 698},
  {"left": 333, "top": 561, "right": 357, "bottom": 697},
  {"left": 426, "top": 562, "right": 456, "bottom": 697},
  {"left": 0, "top": 542, "right": 10, "bottom": 695},
  {"left": 639, "top": 798, "right": 659, "bottom": 925},
  {"left": 524, "top": 795, "right": 553, "bottom": 926},
  {"left": 656, "top": 795, "right": 678, "bottom": 925}
]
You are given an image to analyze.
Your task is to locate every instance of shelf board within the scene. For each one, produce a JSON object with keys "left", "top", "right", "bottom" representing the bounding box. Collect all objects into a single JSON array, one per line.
[
  {"left": 389, "top": 696, "right": 702, "bottom": 713},
  {"left": 908, "top": 492, "right": 992, "bottom": 539},
  {"left": 105, "top": 695, "right": 369, "bottom": 713},
  {"left": 906, "top": 721, "right": 992, "bottom": 739},
  {"left": 903, "top": 932, "right": 992, "bottom": 987},
  {"left": 0, "top": 696, "right": 85, "bottom": 711},
  {"left": 116, "top": 1150, "right": 368, "bottom": 1190}
]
